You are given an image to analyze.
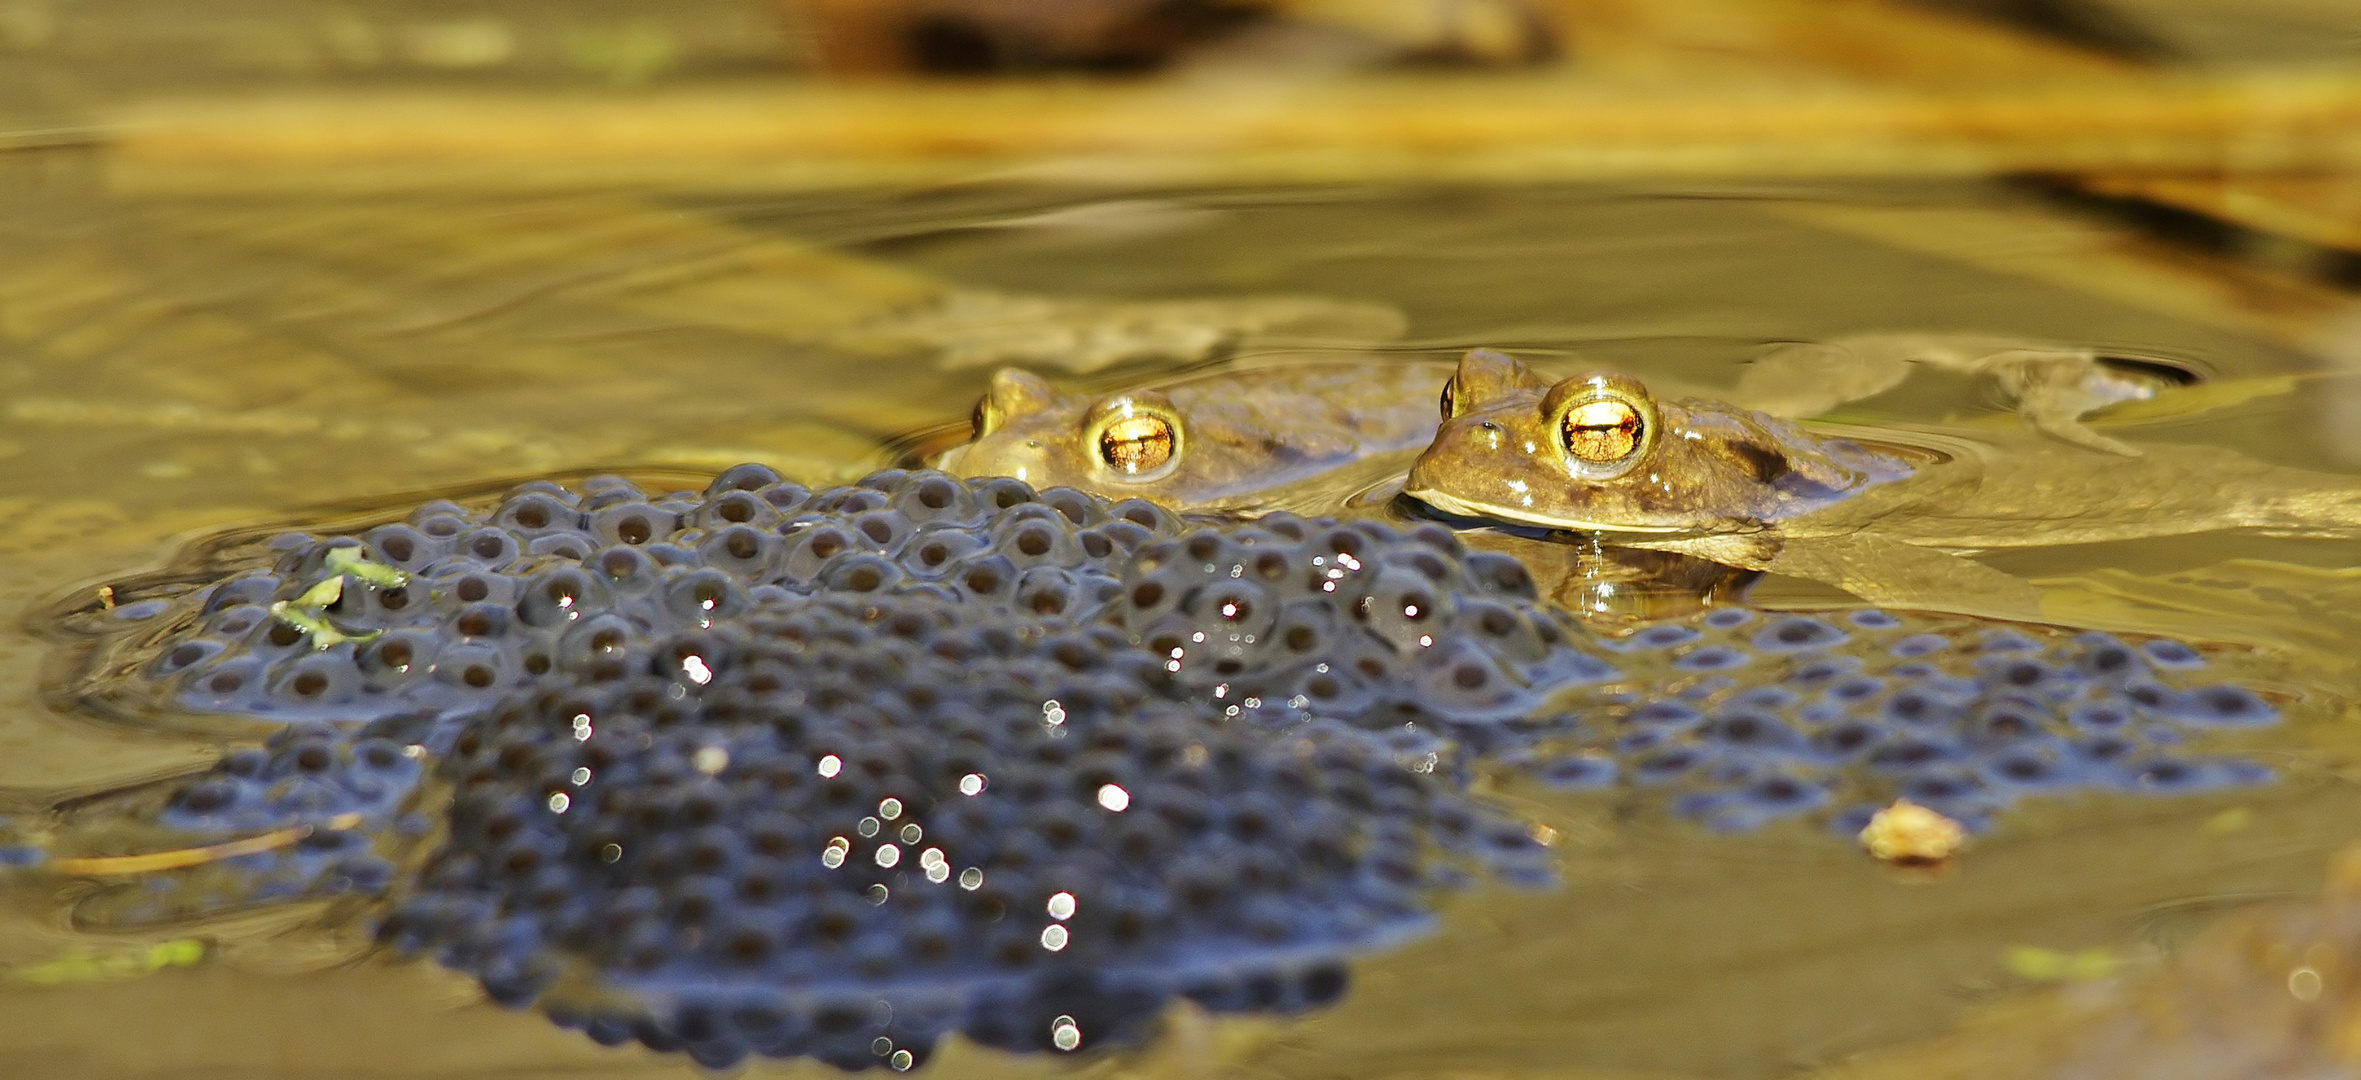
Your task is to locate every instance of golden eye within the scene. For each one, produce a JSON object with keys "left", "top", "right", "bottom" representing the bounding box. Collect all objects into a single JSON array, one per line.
[
  {"left": 1562, "top": 398, "right": 1643, "bottom": 464},
  {"left": 970, "top": 396, "right": 992, "bottom": 440},
  {"left": 1439, "top": 379, "right": 1457, "bottom": 419},
  {"left": 1098, "top": 414, "right": 1175, "bottom": 475}
]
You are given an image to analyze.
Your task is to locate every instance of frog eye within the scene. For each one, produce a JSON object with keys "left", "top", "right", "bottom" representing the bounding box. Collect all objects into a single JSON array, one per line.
[
  {"left": 1439, "top": 378, "right": 1458, "bottom": 419},
  {"left": 1544, "top": 373, "right": 1658, "bottom": 478},
  {"left": 1101, "top": 414, "right": 1175, "bottom": 473},
  {"left": 1086, "top": 393, "right": 1184, "bottom": 481},
  {"left": 1562, "top": 398, "right": 1644, "bottom": 464},
  {"left": 971, "top": 368, "right": 1057, "bottom": 442}
]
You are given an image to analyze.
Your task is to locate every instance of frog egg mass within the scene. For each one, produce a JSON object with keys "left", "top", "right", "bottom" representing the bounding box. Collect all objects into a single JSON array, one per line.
[
  {"left": 381, "top": 602, "right": 1504, "bottom": 1068},
  {"left": 41, "top": 466, "right": 2289, "bottom": 1069},
  {"left": 1577, "top": 611, "right": 2279, "bottom": 835},
  {"left": 56, "top": 468, "right": 1581, "bottom": 1065}
]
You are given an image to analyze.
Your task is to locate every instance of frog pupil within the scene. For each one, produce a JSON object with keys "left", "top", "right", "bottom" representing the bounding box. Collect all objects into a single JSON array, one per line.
[
  {"left": 1439, "top": 380, "right": 1456, "bottom": 419},
  {"left": 1562, "top": 399, "right": 1643, "bottom": 463},
  {"left": 1099, "top": 415, "right": 1175, "bottom": 475},
  {"left": 970, "top": 398, "right": 991, "bottom": 439}
]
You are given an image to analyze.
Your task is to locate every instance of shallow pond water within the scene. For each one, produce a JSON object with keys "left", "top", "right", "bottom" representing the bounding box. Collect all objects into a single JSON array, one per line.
[{"left": 3, "top": 158, "right": 2361, "bottom": 1080}]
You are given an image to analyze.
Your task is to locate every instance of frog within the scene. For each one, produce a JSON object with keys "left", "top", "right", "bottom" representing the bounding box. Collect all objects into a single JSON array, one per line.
[
  {"left": 1401, "top": 348, "right": 2361, "bottom": 619},
  {"left": 1728, "top": 332, "right": 2175, "bottom": 457},
  {"left": 932, "top": 356, "right": 1453, "bottom": 511}
]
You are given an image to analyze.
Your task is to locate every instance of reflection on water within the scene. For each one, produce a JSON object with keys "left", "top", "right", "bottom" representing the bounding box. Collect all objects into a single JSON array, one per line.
[{"left": 0, "top": 169, "right": 2359, "bottom": 1079}]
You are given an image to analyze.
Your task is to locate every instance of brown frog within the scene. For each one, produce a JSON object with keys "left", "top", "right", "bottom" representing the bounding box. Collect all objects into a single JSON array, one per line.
[
  {"left": 933, "top": 357, "right": 1451, "bottom": 511},
  {"left": 1403, "top": 349, "right": 2361, "bottom": 619}
]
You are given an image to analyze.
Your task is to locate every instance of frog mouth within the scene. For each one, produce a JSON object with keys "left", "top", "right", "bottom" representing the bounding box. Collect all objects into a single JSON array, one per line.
[{"left": 1401, "top": 487, "right": 1688, "bottom": 535}]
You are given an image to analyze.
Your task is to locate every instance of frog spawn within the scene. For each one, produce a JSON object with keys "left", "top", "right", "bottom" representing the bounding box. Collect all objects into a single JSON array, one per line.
[
  {"left": 60, "top": 467, "right": 1585, "bottom": 1068},
  {"left": 1560, "top": 609, "right": 2279, "bottom": 834},
  {"left": 1111, "top": 516, "right": 1617, "bottom": 735},
  {"left": 51, "top": 722, "right": 428, "bottom": 926},
  {"left": 46, "top": 467, "right": 2292, "bottom": 1065},
  {"left": 381, "top": 591, "right": 1524, "bottom": 1070}
]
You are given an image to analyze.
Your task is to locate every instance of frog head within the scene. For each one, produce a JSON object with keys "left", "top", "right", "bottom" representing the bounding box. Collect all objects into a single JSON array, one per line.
[
  {"left": 933, "top": 368, "right": 1190, "bottom": 496},
  {"left": 1404, "top": 350, "right": 1908, "bottom": 535}
]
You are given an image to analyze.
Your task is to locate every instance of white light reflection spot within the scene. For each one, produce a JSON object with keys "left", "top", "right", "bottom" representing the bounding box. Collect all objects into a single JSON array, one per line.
[
  {"left": 899, "top": 823, "right": 923, "bottom": 844},
  {"left": 822, "top": 837, "right": 850, "bottom": 869},
  {"left": 546, "top": 792, "right": 570, "bottom": 813},
  {"left": 570, "top": 715, "right": 593, "bottom": 741},
  {"left": 875, "top": 844, "right": 901, "bottom": 868},
  {"left": 692, "top": 746, "right": 729, "bottom": 775},
  {"left": 920, "top": 847, "right": 946, "bottom": 869},
  {"left": 959, "top": 773, "right": 986, "bottom": 796},
  {"left": 1418, "top": 634, "right": 1433, "bottom": 648},
  {"left": 569, "top": 767, "right": 591, "bottom": 786},
  {"left": 2292, "top": 967, "right": 2323, "bottom": 1001},
  {"left": 890, "top": 1049, "right": 914, "bottom": 1071},
  {"left": 1096, "top": 784, "right": 1130, "bottom": 812},
  {"left": 1040, "top": 924, "right": 1070, "bottom": 951},
  {"left": 857, "top": 817, "right": 881, "bottom": 838},
  {"left": 866, "top": 884, "right": 889, "bottom": 905},
  {"left": 1051, "top": 1016, "right": 1082, "bottom": 1051},
  {"left": 1404, "top": 604, "right": 1420, "bottom": 618},
  {"left": 925, "top": 862, "right": 950, "bottom": 884},
  {"left": 959, "top": 867, "right": 983, "bottom": 890},
  {"left": 1042, "top": 700, "right": 1066, "bottom": 727},
  {"left": 1047, "top": 892, "right": 1077, "bottom": 920},
  {"left": 680, "top": 655, "right": 713, "bottom": 685},
  {"left": 817, "top": 754, "right": 842, "bottom": 778},
  {"left": 599, "top": 843, "right": 622, "bottom": 863},
  {"left": 879, "top": 797, "right": 903, "bottom": 820}
]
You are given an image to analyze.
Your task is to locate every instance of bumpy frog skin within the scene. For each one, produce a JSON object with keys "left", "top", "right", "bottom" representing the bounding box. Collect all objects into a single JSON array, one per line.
[
  {"left": 934, "top": 359, "right": 1450, "bottom": 510},
  {"left": 1404, "top": 349, "right": 1913, "bottom": 535},
  {"left": 1405, "top": 350, "right": 2361, "bottom": 619}
]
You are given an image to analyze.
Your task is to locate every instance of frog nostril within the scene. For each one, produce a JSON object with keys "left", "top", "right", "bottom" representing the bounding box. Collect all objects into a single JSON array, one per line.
[{"left": 1478, "top": 422, "right": 1503, "bottom": 433}]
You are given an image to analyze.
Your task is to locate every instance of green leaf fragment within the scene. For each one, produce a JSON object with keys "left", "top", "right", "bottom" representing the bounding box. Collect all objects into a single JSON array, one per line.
[
  {"left": 291, "top": 575, "right": 345, "bottom": 609},
  {"left": 267, "top": 600, "right": 377, "bottom": 650},
  {"left": 2003, "top": 945, "right": 2124, "bottom": 983},
  {"left": 324, "top": 547, "right": 407, "bottom": 588},
  {"left": 16, "top": 938, "right": 205, "bottom": 985}
]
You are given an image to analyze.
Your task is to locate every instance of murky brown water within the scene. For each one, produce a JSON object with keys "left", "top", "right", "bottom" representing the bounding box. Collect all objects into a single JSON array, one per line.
[{"left": 4, "top": 147, "right": 2361, "bottom": 1080}]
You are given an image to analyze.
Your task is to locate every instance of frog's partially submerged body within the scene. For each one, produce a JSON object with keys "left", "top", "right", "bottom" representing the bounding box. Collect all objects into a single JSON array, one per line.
[
  {"left": 1732, "top": 332, "right": 2172, "bottom": 457},
  {"left": 1405, "top": 350, "right": 2361, "bottom": 617},
  {"left": 935, "top": 358, "right": 1451, "bottom": 511}
]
